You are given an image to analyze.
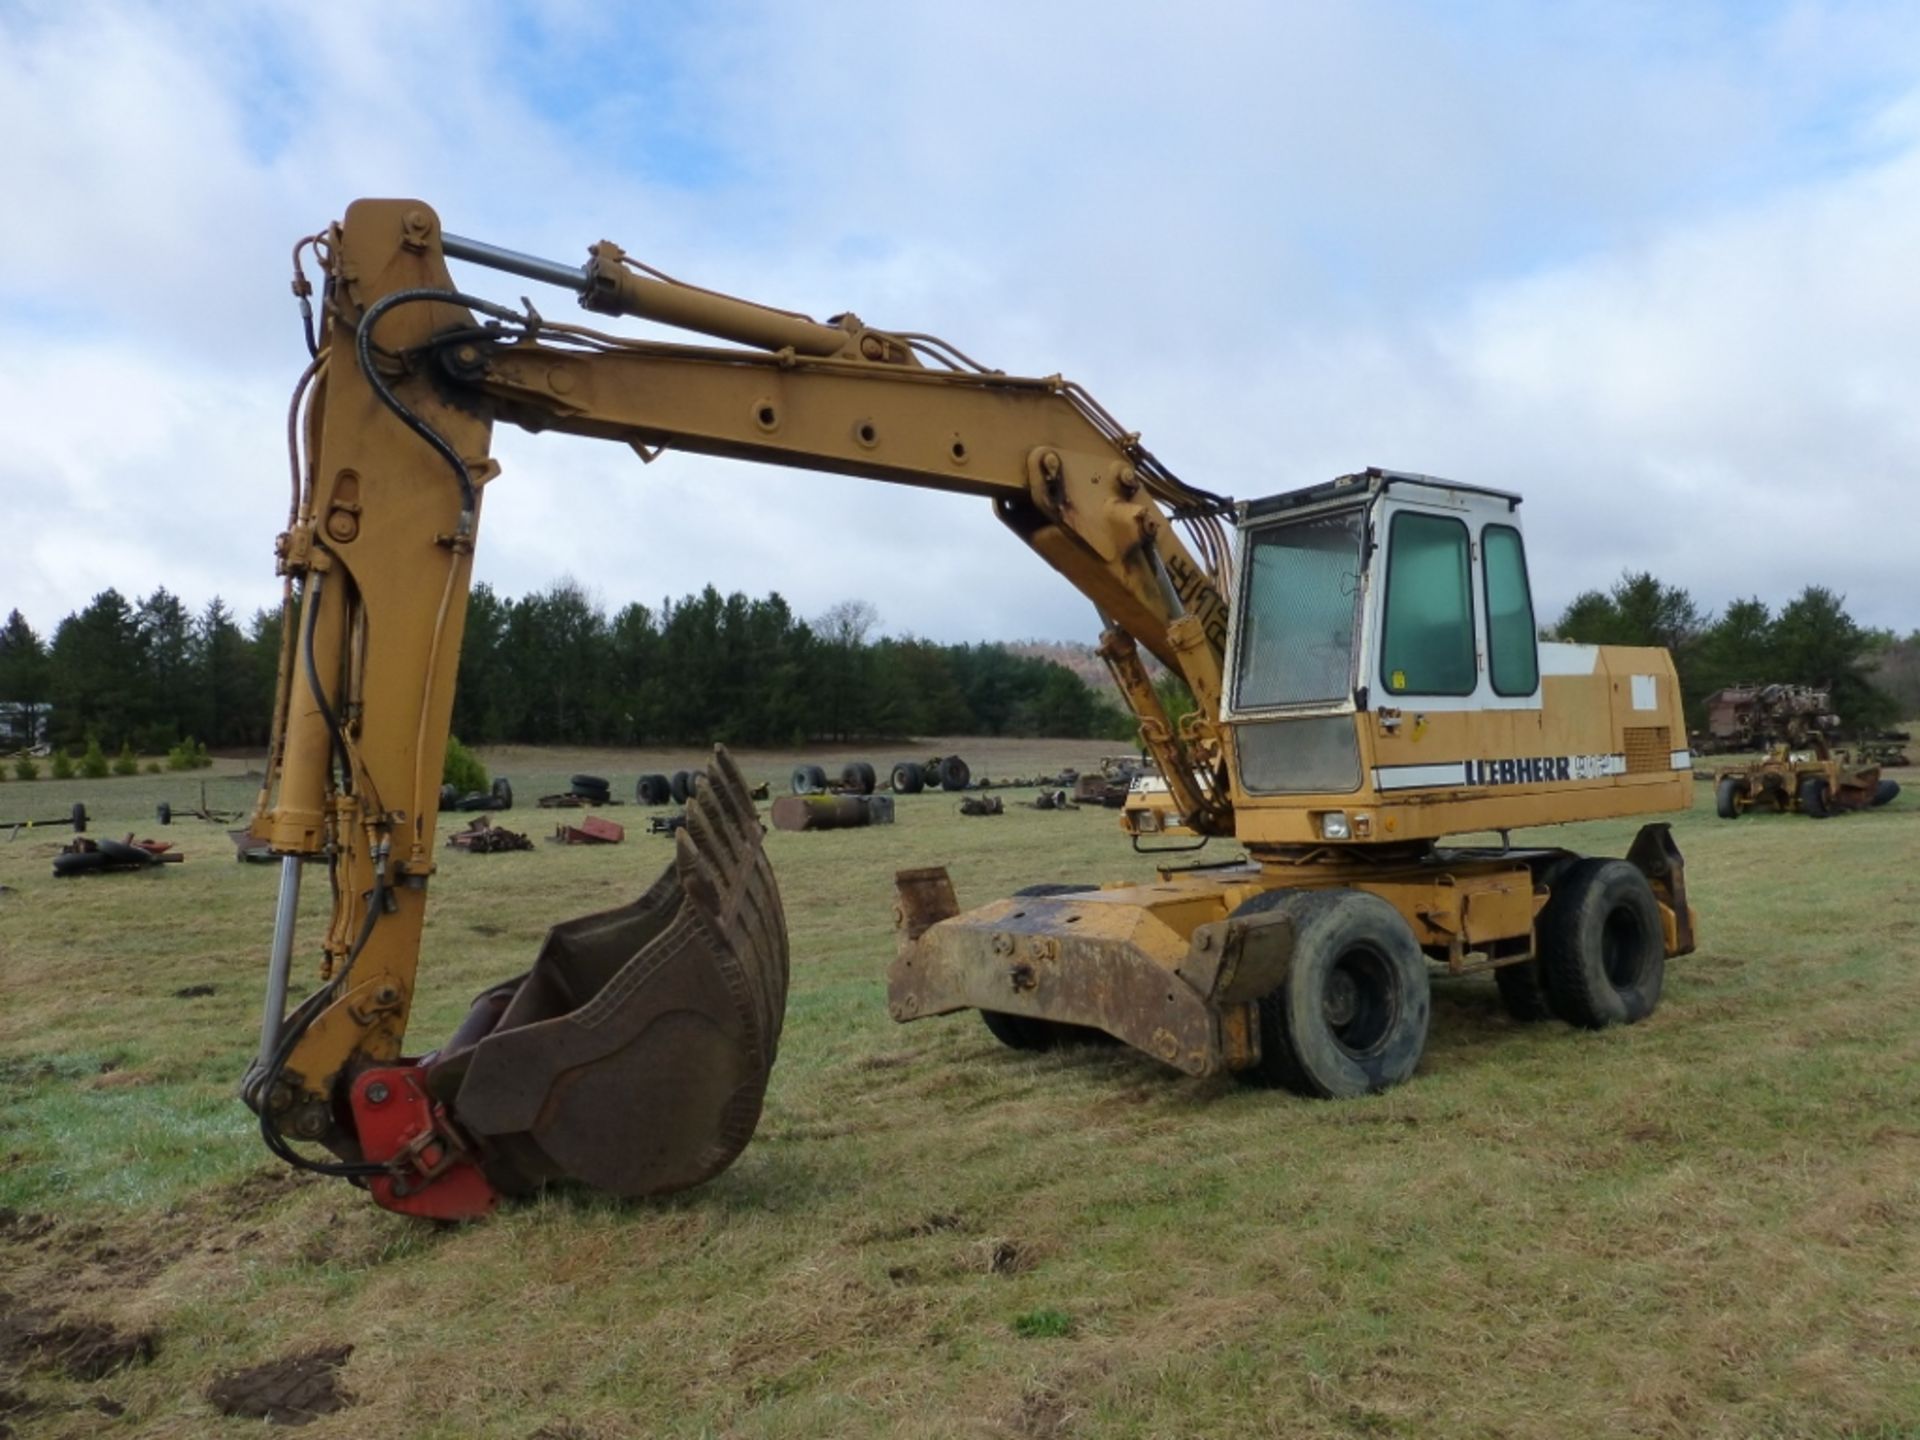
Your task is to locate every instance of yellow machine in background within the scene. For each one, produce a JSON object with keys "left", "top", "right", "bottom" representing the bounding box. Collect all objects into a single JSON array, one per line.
[{"left": 246, "top": 199, "right": 1695, "bottom": 1219}]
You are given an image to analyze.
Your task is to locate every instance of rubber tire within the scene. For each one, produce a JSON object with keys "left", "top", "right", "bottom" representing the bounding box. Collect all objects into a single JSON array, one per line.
[
  {"left": 670, "top": 770, "right": 692, "bottom": 804},
  {"left": 924, "top": 756, "right": 945, "bottom": 782},
  {"left": 686, "top": 771, "right": 703, "bottom": 798},
  {"left": 570, "top": 773, "right": 608, "bottom": 792},
  {"left": 891, "top": 762, "right": 925, "bottom": 794},
  {"left": 637, "top": 774, "right": 670, "bottom": 805},
  {"left": 1494, "top": 958, "right": 1555, "bottom": 1022},
  {"left": 156, "top": 801, "right": 172, "bottom": 827},
  {"left": 53, "top": 849, "right": 111, "bottom": 877},
  {"left": 1233, "top": 889, "right": 1431, "bottom": 1098},
  {"left": 1871, "top": 779, "right": 1901, "bottom": 808},
  {"left": 440, "top": 783, "right": 460, "bottom": 810},
  {"left": 70, "top": 803, "right": 87, "bottom": 835},
  {"left": 792, "top": 764, "right": 827, "bottom": 795},
  {"left": 1799, "top": 776, "right": 1832, "bottom": 819},
  {"left": 939, "top": 756, "right": 971, "bottom": 792},
  {"left": 841, "top": 761, "right": 876, "bottom": 796},
  {"left": 1715, "top": 776, "right": 1744, "bottom": 820},
  {"left": 491, "top": 777, "right": 513, "bottom": 810},
  {"left": 1538, "top": 859, "right": 1664, "bottom": 1029}
]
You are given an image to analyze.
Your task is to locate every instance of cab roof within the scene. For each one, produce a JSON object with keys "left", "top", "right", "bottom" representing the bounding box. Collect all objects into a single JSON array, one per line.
[{"left": 1239, "top": 467, "right": 1522, "bottom": 523}]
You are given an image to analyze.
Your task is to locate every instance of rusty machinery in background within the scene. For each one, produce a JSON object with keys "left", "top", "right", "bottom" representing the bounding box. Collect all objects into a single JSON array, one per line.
[
  {"left": 1700, "top": 682, "right": 1903, "bottom": 820},
  {"left": 246, "top": 199, "right": 1701, "bottom": 1221}
]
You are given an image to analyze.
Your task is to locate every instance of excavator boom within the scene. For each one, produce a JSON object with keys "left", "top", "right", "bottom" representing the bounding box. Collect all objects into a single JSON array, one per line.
[{"left": 247, "top": 199, "right": 1238, "bottom": 1218}]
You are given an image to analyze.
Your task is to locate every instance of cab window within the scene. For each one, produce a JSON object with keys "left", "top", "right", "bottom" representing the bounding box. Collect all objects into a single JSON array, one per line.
[
  {"left": 1233, "top": 508, "right": 1365, "bottom": 709},
  {"left": 1379, "top": 512, "right": 1474, "bottom": 696},
  {"left": 1482, "top": 523, "right": 1538, "bottom": 695}
]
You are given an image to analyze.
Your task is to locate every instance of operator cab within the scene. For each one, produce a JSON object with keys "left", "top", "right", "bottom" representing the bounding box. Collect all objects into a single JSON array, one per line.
[{"left": 1222, "top": 467, "right": 1540, "bottom": 798}]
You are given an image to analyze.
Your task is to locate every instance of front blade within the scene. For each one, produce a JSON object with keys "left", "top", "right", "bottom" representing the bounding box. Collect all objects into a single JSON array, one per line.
[{"left": 435, "top": 746, "right": 788, "bottom": 1197}]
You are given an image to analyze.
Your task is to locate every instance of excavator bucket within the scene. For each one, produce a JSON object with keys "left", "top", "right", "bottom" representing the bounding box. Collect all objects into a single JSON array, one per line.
[{"left": 426, "top": 746, "right": 788, "bottom": 1199}]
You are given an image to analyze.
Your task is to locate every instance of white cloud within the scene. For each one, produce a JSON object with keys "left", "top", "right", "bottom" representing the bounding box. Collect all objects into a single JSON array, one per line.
[{"left": 2, "top": 0, "right": 1918, "bottom": 646}]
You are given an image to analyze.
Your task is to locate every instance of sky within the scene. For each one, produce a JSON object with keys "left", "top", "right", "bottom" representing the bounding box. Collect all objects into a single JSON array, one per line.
[{"left": 2, "top": 0, "right": 1918, "bottom": 646}]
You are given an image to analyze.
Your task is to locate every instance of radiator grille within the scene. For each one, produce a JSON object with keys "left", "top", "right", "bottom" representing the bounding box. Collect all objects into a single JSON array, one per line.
[{"left": 1623, "top": 726, "right": 1671, "bottom": 775}]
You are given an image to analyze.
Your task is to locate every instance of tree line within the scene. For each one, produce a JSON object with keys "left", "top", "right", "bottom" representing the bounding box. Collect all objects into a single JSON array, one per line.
[
  {"left": 1551, "top": 574, "right": 1914, "bottom": 730},
  {"left": 3, "top": 571, "right": 1910, "bottom": 757},
  {"left": 0, "top": 581, "right": 1133, "bottom": 754},
  {"left": 449, "top": 584, "right": 1130, "bottom": 745}
]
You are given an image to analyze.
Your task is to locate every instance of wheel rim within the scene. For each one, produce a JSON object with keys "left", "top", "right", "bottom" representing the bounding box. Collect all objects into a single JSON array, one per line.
[
  {"left": 1600, "top": 903, "right": 1649, "bottom": 990},
  {"left": 1321, "top": 944, "right": 1397, "bottom": 1057}
]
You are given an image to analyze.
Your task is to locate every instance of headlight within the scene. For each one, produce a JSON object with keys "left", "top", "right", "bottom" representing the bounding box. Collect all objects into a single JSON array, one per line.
[{"left": 1319, "top": 811, "right": 1351, "bottom": 840}]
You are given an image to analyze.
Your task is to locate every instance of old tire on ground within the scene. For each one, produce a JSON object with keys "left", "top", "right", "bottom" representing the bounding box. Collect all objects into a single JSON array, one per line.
[
  {"left": 71, "top": 802, "right": 87, "bottom": 834},
  {"left": 891, "top": 761, "right": 925, "bottom": 794},
  {"left": 491, "top": 777, "right": 514, "bottom": 809},
  {"left": 979, "top": 885, "right": 1113, "bottom": 1051},
  {"left": 1232, "top": 889, "right": 1431, "bottom": 1098},
  {"left": 1872, "top": 779, "right": 1901, "bottom": 807},
  {"left": 53, "top": 848, "right": 111, "bottom": 877},
  {"left": 1493, "top": 958, "right": 1555, "bottom": 1022},
  {"left": 569, "top": 773, "right": 608, "bottom": 793},
  {"left": 669, "top": 770, "right": 692, "bottom": 804},
  {"left": 1798, "top": 775, "right": 1832, "bottom": 819},
  {"left": 1714, "top": 776, "right": 1745, "bottom": 820},
  {"left": 156, "top": 801, "right": 172, "bottom": 826},
  {"left": 440, "top": 783, "right": 459, "bottom": 810},
  {"left": 1538, "top": 858, "right": 1664, "bottom": 1029},
  {"left": 791, "top": 764, "right": 827, "bottom": 795},
  {"left": 841, "top": 761, "right": 876, "bottom": 796},
  {"left": 636, "top": 773, "right": 670, "bottom": 805},
  {"left": 939, "top": 756, "right": 971, "bottom": 792}
]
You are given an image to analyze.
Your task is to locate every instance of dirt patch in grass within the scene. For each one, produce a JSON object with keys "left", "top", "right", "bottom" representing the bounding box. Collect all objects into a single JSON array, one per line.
[
  {"left": 206, "top": 1343, "right": 353, "bottom": 1425},
  {"left": 0, "top": 1296, "right": 157, "bottom": 1379}
]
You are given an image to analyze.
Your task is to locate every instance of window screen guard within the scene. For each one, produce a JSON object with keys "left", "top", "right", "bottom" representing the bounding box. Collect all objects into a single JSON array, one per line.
[{"left": 1231, "top": 508, "right": 1366, "bottom": 711}]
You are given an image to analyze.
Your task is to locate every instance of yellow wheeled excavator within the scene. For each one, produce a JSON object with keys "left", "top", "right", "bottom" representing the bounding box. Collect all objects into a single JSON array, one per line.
[{"left": 246, "top": 199, "right": 1697, "bottom": 1220}]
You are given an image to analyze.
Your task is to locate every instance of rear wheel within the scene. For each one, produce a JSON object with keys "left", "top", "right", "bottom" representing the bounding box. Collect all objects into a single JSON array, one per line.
[
  {"left": 1539, "top": 859, "right": 1664, "bottom": 1028},
  {"left": 1233, "top": 889, "right": 1430, "bottom": 1098},
  {"left": 791, "top": 764, "right": 827, "bottom": 795},
  {"left": 891, "top": 761, "right": 925, "bottom": 794},
  {"left": 1715, "top": 776, "right": 1745, "bottom": 820},
  {"left": 1872, "top": 779, "right": 1901, "bottom": 807},
  {"left": 841, "top": 761, "right": 876, "bottom": 795},
  {"left": 1493, "top": 958, "right": 1555, "bottom": 1022},
  {"left": 1799, "top": 775, "right": 1832, "bottom": 819},
  {"left": 940, "top": 756, "right": 972, "bottom": 791}
]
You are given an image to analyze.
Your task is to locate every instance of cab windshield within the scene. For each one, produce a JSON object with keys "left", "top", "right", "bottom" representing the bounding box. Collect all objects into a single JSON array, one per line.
[{"left": 1232, "top": 508, "right": 1366, "bottom": 709}]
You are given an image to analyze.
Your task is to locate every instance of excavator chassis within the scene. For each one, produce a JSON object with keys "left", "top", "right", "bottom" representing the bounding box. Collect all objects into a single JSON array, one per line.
[{"left": 889, "top": 824, "right": 1695, "bottom": 1081}]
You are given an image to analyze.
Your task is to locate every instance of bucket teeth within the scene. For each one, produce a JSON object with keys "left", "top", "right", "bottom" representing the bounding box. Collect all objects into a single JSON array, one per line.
[{"left": 439, "top": 745, "right": 788, "bottom": 1198}]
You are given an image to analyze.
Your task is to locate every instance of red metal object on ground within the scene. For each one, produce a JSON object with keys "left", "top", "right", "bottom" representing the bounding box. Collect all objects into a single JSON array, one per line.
[
  {"left": 348, "top": 1066, "right": 500, "bottom": 1220},
  {"left": 552, "top": 815, "right": 624, "bottom": 844}
]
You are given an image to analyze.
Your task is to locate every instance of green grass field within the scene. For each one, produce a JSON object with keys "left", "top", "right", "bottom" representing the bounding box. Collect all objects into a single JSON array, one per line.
[{"left": 1, "top": 739, "right": 1916, "bottom": 1439}]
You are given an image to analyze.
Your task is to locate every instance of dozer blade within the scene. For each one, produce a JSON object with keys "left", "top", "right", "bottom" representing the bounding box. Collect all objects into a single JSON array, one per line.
[{"left": 429, "top": 746, "right": 788, "bottom": 1199}]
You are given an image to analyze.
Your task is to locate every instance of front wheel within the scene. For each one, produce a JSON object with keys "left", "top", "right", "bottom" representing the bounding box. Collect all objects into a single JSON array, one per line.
[
  {"left": 1539, "top": 859, "right": 1664, "bottom": 1028},
  {"left": 1234, "top": 889, "right": 1430, "bottom": 1098},
  {"left": 1715, "top": 776, "right": 1745, "bottom": 820},
  {"left": 1799, "top": 776, "right": 1833, "bottom": 819}
]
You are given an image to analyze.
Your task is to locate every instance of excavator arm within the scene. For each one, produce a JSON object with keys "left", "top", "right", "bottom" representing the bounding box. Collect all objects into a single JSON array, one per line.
[{"left": 246, "top": 198, "right": 1238, "bottom": 1218}]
